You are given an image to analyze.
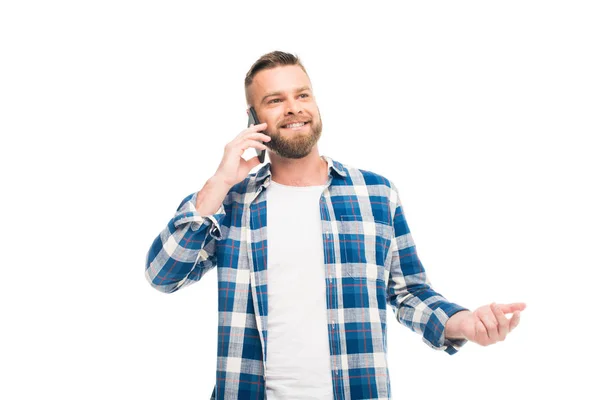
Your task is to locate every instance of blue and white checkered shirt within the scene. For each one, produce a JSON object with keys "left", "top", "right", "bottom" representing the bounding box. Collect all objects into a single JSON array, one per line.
[{"left": 145, "top": 155, "right": 468, "bottom": 400}]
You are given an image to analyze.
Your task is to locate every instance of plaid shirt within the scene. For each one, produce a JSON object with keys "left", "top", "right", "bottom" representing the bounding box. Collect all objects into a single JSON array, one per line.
[{"left": 146, "top": 155, "right": 468, "bottom": 400}]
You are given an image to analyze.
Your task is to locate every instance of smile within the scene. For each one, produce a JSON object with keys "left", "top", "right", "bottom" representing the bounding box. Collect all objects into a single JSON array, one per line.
[{"left": 282, "top": 122, "right": 308, "bottom": 129}]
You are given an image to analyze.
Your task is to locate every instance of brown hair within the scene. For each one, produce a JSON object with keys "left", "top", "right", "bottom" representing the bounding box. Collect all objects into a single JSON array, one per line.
[{"left": 244, "top": 51, "right": 309, "bottom": 105}]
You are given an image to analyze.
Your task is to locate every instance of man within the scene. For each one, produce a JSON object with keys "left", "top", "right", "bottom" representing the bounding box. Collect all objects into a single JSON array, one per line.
[{"left": 145, "top": 51, "right": 526, "bottom": 400}]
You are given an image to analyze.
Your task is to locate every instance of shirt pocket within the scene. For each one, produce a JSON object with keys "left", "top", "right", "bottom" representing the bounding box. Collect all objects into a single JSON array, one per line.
[{"left": 339, "top": 215, "right": 391, "bottom": 280}]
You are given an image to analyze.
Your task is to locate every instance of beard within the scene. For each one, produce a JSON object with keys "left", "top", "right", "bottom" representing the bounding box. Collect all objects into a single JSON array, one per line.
[{"left": 266, "top": 114, "right": 323, "bottom": 159}]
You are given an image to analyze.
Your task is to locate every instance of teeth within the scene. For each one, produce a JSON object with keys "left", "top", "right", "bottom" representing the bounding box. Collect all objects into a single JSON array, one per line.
[{"left": 284, "top": 122, "right": 305, "bottom": 128}]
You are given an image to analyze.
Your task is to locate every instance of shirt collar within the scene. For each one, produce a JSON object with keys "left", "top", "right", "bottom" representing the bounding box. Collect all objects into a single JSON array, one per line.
[{"left": 253, "top": 155, "right": 347, "bottom": 190}]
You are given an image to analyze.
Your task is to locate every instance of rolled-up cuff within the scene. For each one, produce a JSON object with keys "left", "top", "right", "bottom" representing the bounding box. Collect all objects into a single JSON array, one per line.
[
  {"left": 173, "top": 192, "right": 226, "bottom": 239},
  {"left": 423, "top": 303, "right": 470, "bottom": 355}
]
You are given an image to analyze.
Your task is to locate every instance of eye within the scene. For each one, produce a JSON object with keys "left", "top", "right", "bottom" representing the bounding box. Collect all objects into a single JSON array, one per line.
[
  {"left": 268, "top": 98, "right": 281, "bottom": 104},
  {"left": 299, "top": 93, "right": 310, "bottom": 98}
]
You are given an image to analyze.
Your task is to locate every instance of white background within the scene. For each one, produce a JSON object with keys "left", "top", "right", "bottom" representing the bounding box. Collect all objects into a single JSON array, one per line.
[{"left": 1, "top": 1, "right": 598, "bottom": 399}]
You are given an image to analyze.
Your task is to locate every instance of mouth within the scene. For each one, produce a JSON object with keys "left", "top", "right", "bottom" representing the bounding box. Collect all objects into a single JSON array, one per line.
[{"left": 280, "top": 121, "right": 310, "bottom": 130}]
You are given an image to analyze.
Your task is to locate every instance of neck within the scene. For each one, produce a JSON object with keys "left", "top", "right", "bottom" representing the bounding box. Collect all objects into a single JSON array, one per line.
[{"left": 269, "top": 147, "right": 328, "bottom": 186}]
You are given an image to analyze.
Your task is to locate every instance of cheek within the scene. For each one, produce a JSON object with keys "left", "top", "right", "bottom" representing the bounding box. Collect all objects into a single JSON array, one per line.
[
  {"left": 263, "top": 109, "right": 281, "bottom": 122},
  {"left": 262, "top": 112, "right": 282, "bottom": 130},
  {"left": 307, "top": 104, "right": 320, "bottom": 116}
]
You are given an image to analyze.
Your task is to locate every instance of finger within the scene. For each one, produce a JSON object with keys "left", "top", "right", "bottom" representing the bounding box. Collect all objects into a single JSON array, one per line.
[
  {"left": 244, "top": 132, "right": 271, "bottom": 142},
  {"left": 248, "top": 122, "right": 268, "bottom": 132},
  {"left": 235, "top": 131, "right": 271, "bottom": 146},
  {"left": 508, "top": 310, "right": 521, "bottom": 332},
  {"left": 475, "top": 320, "right": 490, "bottom": 346},
  {"left": 241, "top": 139, "right": 269, "bottom": 152},
  {"left": 491, "top": 303, "right": 509, "bottom": 340},
  {"left": 497, "top": 303, "right": 527, "bottom": 313},
  {"left": 236, "top": 123, "right": 268, "bottom": 140},
  {"left": 479, "top": 308, "right": 499, "bottom": 343}
]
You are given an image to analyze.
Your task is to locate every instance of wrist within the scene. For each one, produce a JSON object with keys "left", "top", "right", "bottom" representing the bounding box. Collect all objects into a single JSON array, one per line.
[
  {"left": 195, "top": 176, "right": 232, "bottom": 215},
  {"left": 211, "top": 173, "right": 236, "bottom": 190},
  {"left": 445, "top": 310, "right": 471, "bottom": 340}
]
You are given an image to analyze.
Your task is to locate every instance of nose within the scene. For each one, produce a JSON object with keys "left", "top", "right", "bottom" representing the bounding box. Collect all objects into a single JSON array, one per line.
[{"left": 285, "top": 99, "right": 303, "bottom": 115}]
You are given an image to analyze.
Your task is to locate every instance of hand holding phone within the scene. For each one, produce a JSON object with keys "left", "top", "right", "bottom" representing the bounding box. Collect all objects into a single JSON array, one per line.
[{"left": 248, "top": 107, "right": 268, "bottom": 163}]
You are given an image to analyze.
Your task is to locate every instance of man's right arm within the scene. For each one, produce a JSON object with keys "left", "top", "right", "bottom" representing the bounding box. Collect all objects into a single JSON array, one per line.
[
  {"left": 145, "top": 122, "right": 271, "bottom": 293},
  {"left": 144, "top": 177, "right": 231, "bottom": 293}
]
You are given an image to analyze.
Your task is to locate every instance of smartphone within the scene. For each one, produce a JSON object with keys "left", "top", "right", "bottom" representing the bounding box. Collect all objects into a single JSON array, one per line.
[{"left": 248, "top": 107, "right": 267, "bottom": 163}]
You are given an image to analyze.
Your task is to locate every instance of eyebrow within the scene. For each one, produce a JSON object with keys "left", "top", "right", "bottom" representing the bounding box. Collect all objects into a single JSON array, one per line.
[{"left": 261, "top": 86, "right": 312, "bottom": 104}]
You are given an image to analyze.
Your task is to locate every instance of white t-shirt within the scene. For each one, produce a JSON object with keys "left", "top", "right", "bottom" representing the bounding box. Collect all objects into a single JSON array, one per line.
[{"left": 265, "top": 180, "right": 334, "bottom": 400}]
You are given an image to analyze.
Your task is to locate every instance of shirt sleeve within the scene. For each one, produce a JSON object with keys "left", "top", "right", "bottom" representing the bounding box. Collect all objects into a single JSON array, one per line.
[
  {"left": 386, "top": 183, "right": 469, "bottom": 355},
  {"left": 145, "top": 191, "right": 226, "bottom": 293}
]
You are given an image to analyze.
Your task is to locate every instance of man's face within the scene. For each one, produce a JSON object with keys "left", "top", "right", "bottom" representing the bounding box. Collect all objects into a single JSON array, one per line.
[{"left": 248, "top": 65, "right": 323, "bottom": 159}]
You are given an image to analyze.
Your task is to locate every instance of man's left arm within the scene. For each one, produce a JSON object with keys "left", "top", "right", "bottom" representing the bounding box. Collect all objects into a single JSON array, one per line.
[
  {"left": 386, "top": 184, "right": 525, "bottom": 352},
  {"left": 385, "top": 187, "right": 470, "bottom": 354}
]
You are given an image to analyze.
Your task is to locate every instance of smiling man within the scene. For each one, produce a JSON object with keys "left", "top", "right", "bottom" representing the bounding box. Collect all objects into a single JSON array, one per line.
[{"left": 145, "top": 51, "right": 526, "bottom": 400}]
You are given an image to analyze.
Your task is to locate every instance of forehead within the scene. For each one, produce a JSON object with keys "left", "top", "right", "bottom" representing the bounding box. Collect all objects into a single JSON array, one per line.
[{"left": 251, "top": 65, "right": 311, "bottom": 97}]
